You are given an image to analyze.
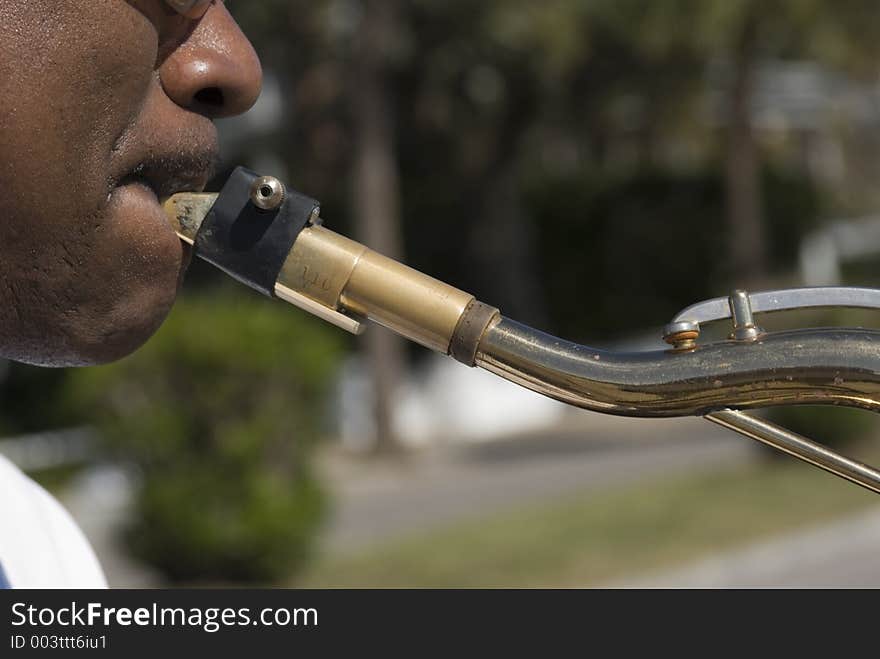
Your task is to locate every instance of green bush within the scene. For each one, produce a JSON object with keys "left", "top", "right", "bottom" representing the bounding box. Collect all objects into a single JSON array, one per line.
[{"left": 67, "top": 289, "right": 344, "bottom": 583}]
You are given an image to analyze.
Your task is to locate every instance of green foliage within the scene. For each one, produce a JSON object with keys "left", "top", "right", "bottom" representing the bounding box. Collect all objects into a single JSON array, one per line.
[
  {"left": 593, "top": 0, "right": 880, "bottom": 69},
  {"left": 66, "top": 290, "right": 344, "bottom": 583},
  {"left": 525, "top": 166, "right": 823, "bottom": 340}
]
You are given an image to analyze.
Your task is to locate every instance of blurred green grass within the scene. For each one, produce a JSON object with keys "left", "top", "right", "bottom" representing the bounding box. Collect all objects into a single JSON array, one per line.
[{"left": 298, "top": 442, "right": 880, "bottom": 587}]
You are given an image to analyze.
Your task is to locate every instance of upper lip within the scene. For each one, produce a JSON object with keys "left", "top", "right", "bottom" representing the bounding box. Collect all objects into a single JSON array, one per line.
[
  {"left": 112, "top": 122, "right": 221, "bottom": 200},
  {"left": 120, "top": 152, "right": 219, "bottom": 200}
]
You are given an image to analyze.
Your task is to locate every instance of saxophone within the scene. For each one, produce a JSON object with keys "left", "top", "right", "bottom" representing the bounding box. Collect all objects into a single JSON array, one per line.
[{"left": 164, "top": 167, "right": 880, "bottom": 494}]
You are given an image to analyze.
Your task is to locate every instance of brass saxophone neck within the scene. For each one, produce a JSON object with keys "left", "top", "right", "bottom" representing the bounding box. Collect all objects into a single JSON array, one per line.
[{"left": 163, "top": 169, "right": 880, "bottom": 495}]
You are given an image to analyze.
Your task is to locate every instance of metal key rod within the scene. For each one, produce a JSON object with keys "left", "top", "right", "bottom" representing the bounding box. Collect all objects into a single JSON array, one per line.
[{"left": 706, "top": 409, "right": 880, "bottom": 495}]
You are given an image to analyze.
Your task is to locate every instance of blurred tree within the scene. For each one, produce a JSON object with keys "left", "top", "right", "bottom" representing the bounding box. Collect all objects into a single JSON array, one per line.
[
  {"left": 350, "top": 0, "right": 408, "bottom": 453},
  {"left": 230, "top": 0, "right": 880, "bottom": 343},
  {"left": 233, "top": 0, "right": 410, "bottom": 452},
  {"left": 526, "top": 165, "right": 822, "bottom": 341},
  {"left": 593, "top": 0, "right": 880, "bottom": 285}
]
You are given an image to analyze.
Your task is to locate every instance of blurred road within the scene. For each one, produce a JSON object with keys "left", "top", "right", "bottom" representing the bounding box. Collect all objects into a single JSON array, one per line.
[
  {"left": 56, "top": 412, "right": 879, "bottom": 588},
  {"left": 58, "top": 413, "right": 754, "bottom": 586},
  {"left": 61, "top": 467, "right": 163, "bottom": 588},
  {"left": 318, "top": 413, "right": 754, "bottom": 555},
  {"left": 616, "top": 505, "right": 880, "bottom": 587}
]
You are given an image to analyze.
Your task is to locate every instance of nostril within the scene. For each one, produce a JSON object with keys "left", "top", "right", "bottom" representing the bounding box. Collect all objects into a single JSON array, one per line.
[
  {"left": 159, "top": 6, "right": 263, "bottom": 118},
  {"left": 194, "top": 86, "right": 225, "bottom": 108}
]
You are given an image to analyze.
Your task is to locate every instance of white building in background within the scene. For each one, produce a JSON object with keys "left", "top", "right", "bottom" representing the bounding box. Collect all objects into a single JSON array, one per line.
[
  {"left": 800, "top": 215, "right": 880, "bottom": 286},
  {"left": 335, "top": 354, "right": 568, "bottom": 450}
]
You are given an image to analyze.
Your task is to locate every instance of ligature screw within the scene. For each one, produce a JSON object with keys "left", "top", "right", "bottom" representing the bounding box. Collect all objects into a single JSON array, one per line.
[
  {"left": 663, "top": 320, "right": 700, "bottom": 351},
  {"left": 250, "top": 175, "right": 286, "bottom": 211}
]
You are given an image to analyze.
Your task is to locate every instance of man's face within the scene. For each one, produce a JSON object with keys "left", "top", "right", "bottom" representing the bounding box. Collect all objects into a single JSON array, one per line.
[{"left": 0, "top": 0, "right": 261, "bottom": 366}]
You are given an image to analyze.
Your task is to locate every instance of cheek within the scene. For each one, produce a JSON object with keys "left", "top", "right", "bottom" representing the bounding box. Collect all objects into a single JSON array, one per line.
[
  {"left": 0, "top": 2, "right": 185, "bottom": 365},
  {"left": 0, "top": 195, "right": 186, "bottom": 367},
  {"left": 0, "top": 2, "right": 159, "bottom": 213},
  {"left": 55, "top": 192, "right": 188, "bottom": 364},
  {"left": 0, "top": 4, "right": 160, "bottom": 278}
]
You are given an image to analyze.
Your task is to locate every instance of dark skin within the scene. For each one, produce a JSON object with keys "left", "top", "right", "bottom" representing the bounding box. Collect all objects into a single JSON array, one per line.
[{"left": 0, "top": 0, "right": 262, "bottom": 366}]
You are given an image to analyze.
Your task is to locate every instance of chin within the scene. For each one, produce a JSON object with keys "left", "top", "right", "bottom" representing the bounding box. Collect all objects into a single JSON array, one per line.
[
  {"left": 78, "top": 298, "right": 178, "bottom": 366},
  {"left": 58, "top": 208, "right": 194, "bottom": 367},
  {"left": 0, "top": 163, "right": 195, "bottom": 367},
  {"left": 70, "top": 272, "right": 185, "bottom": 366},
  {"left": 18, "top": 262, "right": 186, "bottom": 368}
]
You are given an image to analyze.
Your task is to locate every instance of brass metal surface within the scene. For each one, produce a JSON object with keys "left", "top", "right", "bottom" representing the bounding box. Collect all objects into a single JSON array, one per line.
[
  {"left": 279, "top": 226, "right": 475, "bottom": 353},
  {"left": 163, "top": 193, "right": 365, "bottom": 334},
  {"left": 162, "top": 189, "right": 880, "bottom": 493},
  {"left": 163, "top": 194, "right": 474, "bottom": 346},
  {"left": 165, "top": 191, "right": 880, "bottom": 421},
  {"left": 475, "top": 317, "right": 880, "bottom": 417}
]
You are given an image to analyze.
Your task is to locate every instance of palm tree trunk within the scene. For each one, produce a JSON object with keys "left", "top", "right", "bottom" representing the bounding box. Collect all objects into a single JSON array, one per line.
[
  {"left": 725, "top": 11, "right": 767, "bottom": 287},
  {"left": 351, "top": 0, "right": 406, "bottom": 454}
]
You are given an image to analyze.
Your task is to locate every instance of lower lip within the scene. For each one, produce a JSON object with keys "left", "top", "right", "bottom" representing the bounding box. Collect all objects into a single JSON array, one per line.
[
  {"left": 113, "top": 180, "right": 193, "bottom": 268},
  {"left": 118, "top": 178, "right": 159, "bottom": 202},
  {"left": 112, "top": 179, "right": 170, "bottom": 234}
]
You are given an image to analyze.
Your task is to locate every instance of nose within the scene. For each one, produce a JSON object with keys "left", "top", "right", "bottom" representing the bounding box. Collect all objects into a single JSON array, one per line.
[{"left": 159, "top": 3, "right": 263, "bottom": 119}]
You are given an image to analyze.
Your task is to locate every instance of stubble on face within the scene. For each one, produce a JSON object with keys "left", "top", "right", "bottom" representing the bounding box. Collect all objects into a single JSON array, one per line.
[{"left": 0, "top": 0, "right": 220, "bottom": 366}]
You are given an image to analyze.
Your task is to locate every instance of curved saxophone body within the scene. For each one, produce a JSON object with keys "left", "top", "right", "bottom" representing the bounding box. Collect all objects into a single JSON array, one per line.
[
  {"left": 477, "top": 320, "right": 880, "bottom": 417},
  {"left": 164, "top": 168, "right": 880, "bottom": 494}
]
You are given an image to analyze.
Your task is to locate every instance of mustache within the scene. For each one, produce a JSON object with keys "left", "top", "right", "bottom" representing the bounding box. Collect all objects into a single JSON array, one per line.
[{"left": 124, "top": 149, "right": 222, "bottom": 199}]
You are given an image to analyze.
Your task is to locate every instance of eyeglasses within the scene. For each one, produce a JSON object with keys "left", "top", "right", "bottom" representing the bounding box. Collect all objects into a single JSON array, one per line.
[{"left": 164, "top": 0, "right": 214, "bottom": 19}]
